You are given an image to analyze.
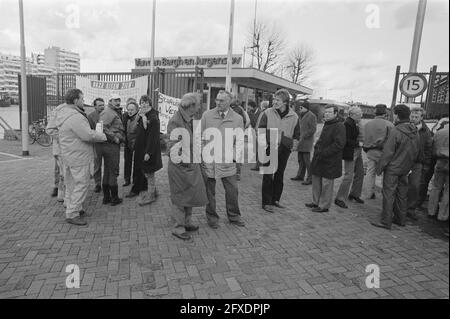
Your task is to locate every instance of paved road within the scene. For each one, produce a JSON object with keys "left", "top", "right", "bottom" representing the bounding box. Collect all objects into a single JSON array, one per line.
[{"left": 0, "top": 140, "right": 448, "bottom": 299}]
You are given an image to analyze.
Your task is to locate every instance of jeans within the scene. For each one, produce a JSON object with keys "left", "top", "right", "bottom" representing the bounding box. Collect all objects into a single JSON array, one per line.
[
  {"left": 312, "top": 175, "right": 334, "bottom": 209},
  {"left": 262, "top": 145, "right": 291, "bottom": 206},
  {"left": 379, "top": 172, "right": 408, "bottom": 227},
  {"left": 428, "top": 168, "right": 449, "bottom": 221},
  {"left": 93, "top": 145, "right": 102, "bottom": 186},
  {"left": 205, "top": 175, "right": 241, "bottom": 224},
  {"left": 96, "top": 143, "right": 120, "bottom": 186}
]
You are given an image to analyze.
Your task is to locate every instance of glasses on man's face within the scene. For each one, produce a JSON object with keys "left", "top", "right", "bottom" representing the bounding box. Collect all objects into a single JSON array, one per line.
[{"left": 216, "top": 99, "right": 226, "bottom": 103}]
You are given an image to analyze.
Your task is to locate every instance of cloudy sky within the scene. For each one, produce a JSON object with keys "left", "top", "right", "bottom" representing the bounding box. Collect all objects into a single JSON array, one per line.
[{"left": 0, "top": 0, "right": 448, "bottom": 105}]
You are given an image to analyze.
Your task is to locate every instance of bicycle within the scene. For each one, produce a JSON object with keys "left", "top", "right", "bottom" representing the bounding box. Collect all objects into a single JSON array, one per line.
[{"left": 28, "top": 118, "right": 53, "bottom": 147}]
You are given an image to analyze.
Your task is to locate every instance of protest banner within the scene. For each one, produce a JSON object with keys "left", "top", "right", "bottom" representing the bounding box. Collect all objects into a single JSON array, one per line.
[
  {"left": 75, "top": 76, "right": 148, "bottom": 108},
  {"left": 158, "top": 92, "right": 180, "bottom": 134}
]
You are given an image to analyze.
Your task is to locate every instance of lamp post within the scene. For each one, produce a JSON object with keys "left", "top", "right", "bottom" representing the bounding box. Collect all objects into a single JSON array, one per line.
[
  {"left": 225, "top": 0, "right": 235, "bottom": 92},
  {"left": 408, "top": 0, "right": 427, "bottom": 103},
  {"left": 150, "top": 0, "right": 156, "bottom": 73},
  {"left": 19, "top": 0, "right": 29, "bottom": 156}
]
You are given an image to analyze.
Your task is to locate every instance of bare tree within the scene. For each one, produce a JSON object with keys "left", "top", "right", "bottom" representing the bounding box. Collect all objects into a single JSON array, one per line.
[
  {"left": 246, "top": 20, "right": 285, "bottom": 74},
  {"left": 284, "top": 44, "right": 314, "bottom": 84}
]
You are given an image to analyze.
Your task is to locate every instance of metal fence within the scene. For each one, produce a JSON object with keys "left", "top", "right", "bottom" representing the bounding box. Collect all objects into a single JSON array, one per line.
[
  {"left": 51, "top": 68, "right": 205, "bottom": 112},
  {"left": 391, "top": 65, "right": 449, "bottom": 119}
]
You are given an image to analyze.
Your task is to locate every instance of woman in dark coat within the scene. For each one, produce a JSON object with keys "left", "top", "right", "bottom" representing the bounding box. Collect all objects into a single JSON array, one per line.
[
  {"left": 123, "top": 101, "right": 140, "bottom": 188},
  {"left": 134, "top": 95, "right": 163, "bottom": 206},
  {"left": 307, "top": 105, "right": 346, "bottom": 212}
]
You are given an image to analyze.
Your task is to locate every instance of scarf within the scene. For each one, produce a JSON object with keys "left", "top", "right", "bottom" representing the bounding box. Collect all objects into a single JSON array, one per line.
[{"left": 139, "top": 108, "right": 151, "bottom": 130}]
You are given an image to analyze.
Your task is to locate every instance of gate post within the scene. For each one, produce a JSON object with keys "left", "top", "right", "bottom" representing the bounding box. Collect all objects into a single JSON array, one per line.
[
  {"left": 390, "top": 65, "right": 401, "bottom": 114},
  {"left": 424, "top": 65, "right": 437, "bottom": 118}
]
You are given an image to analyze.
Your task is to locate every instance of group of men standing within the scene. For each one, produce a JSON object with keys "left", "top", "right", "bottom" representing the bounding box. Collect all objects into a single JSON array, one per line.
[
  {"left": 48, "top": 87, "right": 449, "bottom": 239},
  {"left": 47, "top": 90, "right": 163, "bottom": 226}
]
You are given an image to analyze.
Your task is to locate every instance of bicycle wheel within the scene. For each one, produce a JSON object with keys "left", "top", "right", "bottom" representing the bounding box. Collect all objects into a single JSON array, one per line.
[
  {"left": 36, "top": 131, "right": 53, "bottom": 147},
  {"left": 28, "top": 124, "right": 36, "bottom": 144}
]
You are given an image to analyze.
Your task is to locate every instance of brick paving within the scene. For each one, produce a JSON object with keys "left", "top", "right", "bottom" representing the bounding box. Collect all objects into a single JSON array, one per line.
[{"left": 0, "top": 139, "right": 448, "bottom": 299}]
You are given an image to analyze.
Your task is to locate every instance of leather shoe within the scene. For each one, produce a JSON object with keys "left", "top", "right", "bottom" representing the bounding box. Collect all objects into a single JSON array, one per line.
[
  {"left": 122, "top": 181, "right": 131, "bottom": 187},
  {"left": 51, "top": 187, "right": 58, "bottom": 197},
  {"left": 369, "top": 194, "right": 376, "bottom": 200},
  {"left": 263, "top": 205, "right": 275, "bottom": 213},
  {"left": 208, "top": 222, "right": 219, "bottom": 229},
  {"left": 407, "top": 212, "right": 418, "bottom": 221},
  {"left": 185, "top": 225, "right": 199, "bottom": 232},
  {"left": 348, "top": 195, "right": 364, "bottom": 204},
  {"left": 291, "top": 176, "right": 303, "bottom": 181},
  {"left": 301, "top": 181, "right": 312, "bottom": 185},
  {"left": 273, "top": 201, "right": 285, "bottom": 208},
  {"left": 79, "top": 210, "right": 92, "bottom": 217},
  {"left": 125, "top": 191, "right": 139, "bottom": 198},
  {"left": 94, "top": 185, "right": 101, "bottom": 193},
  {"left": 66, "top": 216, "right": 87, "bottom": 226},
  {"left": 393, "top": 219, "right": 406, "bottom": 227},
  {"left": 251, "top": 167, "right": 259, "bottom": 171},
  {"left": 172, "top": 232, "right": 191, "bottom": 241},
  {"left": 230, "top": 220, "right": 245, "bottom": 227},
  {"left": 370, "top": 221, "right": 391, "bottom": 230},
  {"left": 305, "top": 203, "right": 318, "bottom": 208},
  {"left": 110, "top": 198, "right": 123, "bottom": 206},
  {"left": 334, "top": 199, "right": 348, "bottom": 209},
  {"left": 312, "top": 207, "right": 329, "bottom": 213}
]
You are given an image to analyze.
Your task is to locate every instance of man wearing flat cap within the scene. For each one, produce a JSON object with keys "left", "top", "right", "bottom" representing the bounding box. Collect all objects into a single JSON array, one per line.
[{"left": 97, "top": 93, "right": 126, "bottom": 206}]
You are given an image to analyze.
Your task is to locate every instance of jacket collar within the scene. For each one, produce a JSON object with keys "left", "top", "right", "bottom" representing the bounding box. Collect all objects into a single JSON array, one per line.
[
  {"left": 212, "top": 107, "right": 233, "bottom": 120},
  {"left": 178, "top": 106, "right": 192, "bottom": 124},
  {"left": 395, "top": 119, "right": 411, "bottom": 126},
  {"left": 269, "top": 107, "right": 296, "bottom": 119},
  {"left": 324, "top": 117, "right": 340, "bottom": 125}
]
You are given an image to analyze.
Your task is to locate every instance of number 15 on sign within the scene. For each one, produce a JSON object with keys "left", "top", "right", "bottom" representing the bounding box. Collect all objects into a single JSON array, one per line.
[{"left": 399, "top": 73, "right": 428, "bottom": 98}]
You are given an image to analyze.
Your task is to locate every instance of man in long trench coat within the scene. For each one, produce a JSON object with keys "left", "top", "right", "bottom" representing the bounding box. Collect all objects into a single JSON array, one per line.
[{"left": 167, "top": 93, "right": 208, "bottom": 241}]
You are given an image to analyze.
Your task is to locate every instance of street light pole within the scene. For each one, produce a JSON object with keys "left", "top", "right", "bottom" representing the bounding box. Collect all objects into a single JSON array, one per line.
[
  {"left": 251, "top": 0, "right": 257, "bottom": 69},
  {"left": 150, "top": 0, "right": 156, "bottom": 73},
  {"left": 409, "top": 0, "right": 427, "bottom": 73},
  {"left": 225, "top": 0, "right": 235, "bottom": 92},
  {"left": 19, "top": 0, "right": 29, "bottom": 156}
]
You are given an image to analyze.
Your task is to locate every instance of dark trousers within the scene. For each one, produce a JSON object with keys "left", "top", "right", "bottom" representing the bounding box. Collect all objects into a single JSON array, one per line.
[
  {"left": 131, "top": 166, "right": 148, "bottom": 194},
  {"left": 96, "top": 143, "right": 120, "bottom": 186},
  {"left": 262, "top": 145, "right": 291, "bottom": 206},
  {"left": 407, "top": 163, "right": 423, "bottom": 212},
  {"left": 124, "top": 145, "right": 134, "bottom": 183},
  {"left": 296, "top": 151, "right": 311, "bottom": 182},
  {"left": 418, "top": 158, "right": 436, "bottom": 205},
  {"left": 349, "top": 149, "right": 364, "bottom": 198},
  {"left": 93, "top": 145, "right": 102, "bottom": 186},
  {"left": 380, "top": 172, "right": 408, "bottom": 227},
  {"left": 205, "top": 175, "right": 241, "bottom": 224}
]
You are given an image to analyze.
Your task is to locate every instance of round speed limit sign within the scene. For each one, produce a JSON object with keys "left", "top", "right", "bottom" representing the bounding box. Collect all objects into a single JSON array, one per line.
[{"left": 399, "top": 73, "right": 428, "bottom": 98}]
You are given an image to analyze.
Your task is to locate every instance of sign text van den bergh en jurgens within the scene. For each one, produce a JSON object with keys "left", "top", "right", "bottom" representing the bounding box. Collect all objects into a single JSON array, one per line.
[{"left": 134, "top": 55, "right": 243, "bottom": 69}]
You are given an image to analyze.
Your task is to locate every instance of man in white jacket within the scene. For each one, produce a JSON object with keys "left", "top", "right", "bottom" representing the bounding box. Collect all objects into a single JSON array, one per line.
[{"left": 47, "top": 89, "right": 107, "bottom": 225}]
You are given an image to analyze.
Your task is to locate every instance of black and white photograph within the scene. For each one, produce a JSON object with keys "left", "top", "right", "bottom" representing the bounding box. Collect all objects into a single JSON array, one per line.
[{"left": 0, "top": 0, "right": 448, "bottom": 308}]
